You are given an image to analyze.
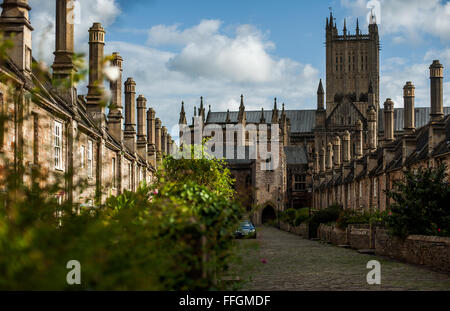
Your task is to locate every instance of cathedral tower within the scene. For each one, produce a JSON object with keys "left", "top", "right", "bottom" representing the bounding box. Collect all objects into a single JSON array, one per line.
[{"left": 325, "top": 12, "right": 380, "bottom": 120}]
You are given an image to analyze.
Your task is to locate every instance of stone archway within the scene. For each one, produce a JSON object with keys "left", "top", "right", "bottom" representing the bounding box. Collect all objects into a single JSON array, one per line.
[{"left": 262, "top": 205, "right": 276, "bottom": 224}]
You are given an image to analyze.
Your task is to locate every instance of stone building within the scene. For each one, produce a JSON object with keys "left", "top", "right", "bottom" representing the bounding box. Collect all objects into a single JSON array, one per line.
[
  {"left": 0, "top": 0, "right": 174, "bottom": 205},
  {"left": 179, "top": 12, "right": 450, "bottom": 223}
]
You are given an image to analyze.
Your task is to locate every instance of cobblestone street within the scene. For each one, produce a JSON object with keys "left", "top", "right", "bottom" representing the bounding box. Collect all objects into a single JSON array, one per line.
[{"left": 238, "top": 226, "right": 450, "bottom": 291}]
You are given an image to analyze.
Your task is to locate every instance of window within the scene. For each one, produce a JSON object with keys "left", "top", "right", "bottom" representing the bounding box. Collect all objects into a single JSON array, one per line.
[
  {"left": 359, "top": 181, "right": 362, "bottom": 198},
  {"left": 112, "top": 158, "right": 116, "bottom": 188},
  {"left": 54, "top": 121, "right": 63, "bottom": 170},
  {"left": 80, "top": 146, "right": 85, "bottom": 169},
  {"left": 294, "top": 174, "right": 306, "bottom": 191},
  {"left": 87, "top": 140, "right": 93, "bottom": 178}
]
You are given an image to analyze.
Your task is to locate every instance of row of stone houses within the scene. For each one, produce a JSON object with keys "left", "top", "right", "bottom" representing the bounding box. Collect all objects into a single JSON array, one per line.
[
  {"left": 0, "top": 0, "right": 174, "bottom": 205},
  {"left": 312, "top": 60, "right": 450, "bottom": 211}
]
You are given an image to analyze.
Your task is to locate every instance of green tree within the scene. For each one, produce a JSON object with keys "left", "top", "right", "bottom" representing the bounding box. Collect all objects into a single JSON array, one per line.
[{"left": 387, "top": 165, "right": 450, "bottom": 237}]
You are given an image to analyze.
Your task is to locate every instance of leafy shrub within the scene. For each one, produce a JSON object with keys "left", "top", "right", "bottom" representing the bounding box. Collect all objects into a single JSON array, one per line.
[
  {"left": 336, "top": 209, "right": 389, "bottom": 230},
  {"left": 293, "top": 208, "right": 310, "bottom": 227},
  {"left": 279, "top": 208, "right": 297, "bottom": 225},
  {"left": 386, "top": 165, "right": 450, "bottom": 238},
  {"left": 309, "top": 204, "right": 343, "bottom": 238},
  {"left": 279, "top": 208, "right": 310, "bottom": 227},
  {"left": 0, "top": 150, "right": 243, "bottom": 290}
]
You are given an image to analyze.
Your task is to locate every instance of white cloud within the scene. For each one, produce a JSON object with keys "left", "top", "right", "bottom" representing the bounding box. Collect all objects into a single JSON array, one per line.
[
  {"left": 148, "top": 20, "right": 277, "bottom": 83},
  {"left": 341, "top": 0, "right": 450, "bottom": 42},
  {"left": 380, "top": 54, "right": 450, "bottom": 109},
  {"left": 30, "top": 0, "right": 121, "bottom": 66},
  {"left": 29, "top": 5, "right": 319, "bottom": 130}
]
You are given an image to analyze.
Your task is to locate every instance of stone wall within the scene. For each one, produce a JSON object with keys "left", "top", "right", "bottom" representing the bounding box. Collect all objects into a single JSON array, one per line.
[
  {"left": 279, "top": 222, "right": 309, "bottom": 238},
  {"left": 347, "top": 224, "right": 372, "bottom": 250},
  {"left": 375, "top": 228, "right": 450, "bottom": 273},
  {"left": 317, "top": 224, "right": 347, "bottom": 245}
]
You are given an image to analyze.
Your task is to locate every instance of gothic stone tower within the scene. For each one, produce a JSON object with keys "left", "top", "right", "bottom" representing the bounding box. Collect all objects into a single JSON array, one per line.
[
  {"left": 315, "top": 12, "right": 380, "bottom": 157},
  {"left": 325, "top": 12, "right": 380, "bottom": 120}
]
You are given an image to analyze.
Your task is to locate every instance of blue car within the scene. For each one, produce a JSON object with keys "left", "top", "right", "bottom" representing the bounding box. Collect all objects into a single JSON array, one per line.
[{"left": 234, "top": 220, "right": 257, "bottom": 239}]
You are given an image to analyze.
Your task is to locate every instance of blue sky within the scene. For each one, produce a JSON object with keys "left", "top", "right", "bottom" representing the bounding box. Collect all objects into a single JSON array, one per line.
[{"left": 30, "top": 0, "right": 450, "bottom": 134}]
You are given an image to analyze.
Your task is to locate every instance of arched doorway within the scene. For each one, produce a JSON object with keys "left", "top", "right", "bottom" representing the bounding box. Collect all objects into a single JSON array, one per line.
[{"left": 262, "top": 205, "right": 276, "bottom": 224}]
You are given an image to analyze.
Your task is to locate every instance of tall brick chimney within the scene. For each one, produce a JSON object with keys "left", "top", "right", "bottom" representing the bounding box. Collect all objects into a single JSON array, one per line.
[
  {"left": 355, "top": 120, "right": 363, "bottom": 158},
  {"left": 86, "top": 23, "right": 106, "bottom": 126},
  {"left": 314, "top": 151, "right": 319, "bottom": 174},
  {"left": 0, "top": 0, "right": 33, "bottom": 74},
  {"left": 367, "top": 106, "right": 377, "bottom": 151},
  {"left": 383, "top": 99, "right": 394, "bottom": 143},
  {"left": 161, "top": 126, "right": 167, "bottom": 155},
  {"left": 124, "top": 77, "right": 136, "bottom": 153},
  {"left": 332, "top": 136, "right": 341, "bottom": 167},
  {"left": 402, "top": 81, "right": 416, "bottom": 164},
  {"left": 52, "top": 0, "right": 75, "bottom": 80},
  {"left": 147, "top": 108, "right": 156, "bottom": 165},
  {"left": 107, "top": 52, "right": 123, "bottom": 143},
  {"left": 320, "top": 146, "right": 326, "bottom": 173},
  {"left": 342, "top": 130, "right": 351, "bottom": 163},
  {"left": 428, "top": 60, "right": 446, "bottom": 154},
  {"left": 136, "top": 95, "right": 147, "bottom": 161},
  {"left": 155, "top": 118, "right": 162, "bottom": 163},
  {"left": 403, "top": 81, "right": 415, "bottom": 134},
  {"left": 326, "top": 142, "right": 333, "bottom": 171},
  {"left": 167, "top": 134, "right": 172, "bottom": 156},
  {"left": 430, "top": 60, "right": 444, "bottom": 122}
]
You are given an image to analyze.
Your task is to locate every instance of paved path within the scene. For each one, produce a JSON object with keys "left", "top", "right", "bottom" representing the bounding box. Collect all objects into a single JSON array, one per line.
[{"left": 238, "top": 226, "right": 450, "bottom": 291}]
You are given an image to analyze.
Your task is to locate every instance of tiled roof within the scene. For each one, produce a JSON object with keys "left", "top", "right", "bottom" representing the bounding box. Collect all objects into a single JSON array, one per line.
[
  {"left": 206, "top": 110, "right": 316, "bottom": 134},
  {"left": 284, "top": 146, "right": 308, "bottom": 165}
]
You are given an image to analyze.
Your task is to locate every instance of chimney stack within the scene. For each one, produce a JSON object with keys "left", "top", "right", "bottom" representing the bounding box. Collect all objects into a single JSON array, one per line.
[
  {"left": 428, "top": 60, "right": 446, "bottom": 153},
  {"left": 161, "top": 126, "right": 167, "bottom": 155},
  {"left": 86, "top": 23, "right": 106, "bottom": 125},
  {"left": 320, "top": 147, "right": 326, "bottom": 173},
  {"left": 383, "top": 98, "right": 394, "bottom": 143},
  {"left": 403, "top": 81, "right": 415, "bottom": 134},
  {"left": 147, "top": 108, "right": 156, "bottom": 165},
  {"left": 124, "top": 77, "right": 136, "bottom": 153},
  {"left": 332, "top": 136, "right": 341, "bottom": 167},
  {"left": 167, "top": 134, "right": 172, "bottom": 156},
  {"left": 326, "top": 142, "right": 333, "bottom": 170},
  {"left": 107, "top": 52, "right": 123, "bottom": 143},
  {"left": 314, "top": 151, "right": 319, "bottom": 174},
  {"left": 342, "top": 130, "right": 351, "bottom": 163},
  {"left": 430, "top": 60, "right": 444, "bottom": 122},
  {"left": 155, "top": 118, "right": 162, "bottom": 163},
  {"left": 355, "top": 120, "right": 363, "bottom": 158},
  {"left": 136, "top": 95, "right": 147, "bottom": 161},
  {"left": 367, "top": 106, "right": 377, "bottom": 151},
  {"left": 52, "top": 0, "right": 75, "bottom": 81},
  {"left": 0, "top": 0, "right": 33, "bottom": 74}
]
